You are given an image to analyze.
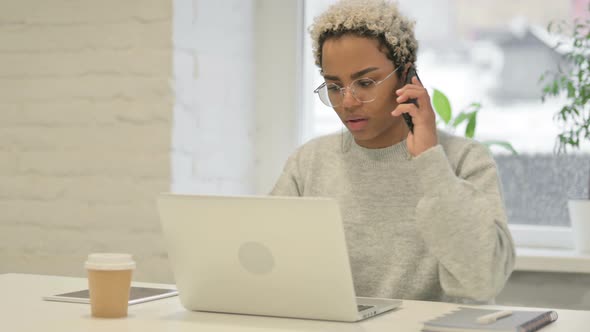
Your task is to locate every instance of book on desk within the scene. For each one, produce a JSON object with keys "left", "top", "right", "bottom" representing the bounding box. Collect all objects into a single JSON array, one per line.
[{"left": 422, "top": 307, "right": 558, "bottom": 332}]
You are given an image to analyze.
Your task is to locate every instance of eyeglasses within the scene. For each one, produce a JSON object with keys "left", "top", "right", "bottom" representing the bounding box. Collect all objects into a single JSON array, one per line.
[{"left": 313, "top": 65, "right": 402, "bottom": 108}]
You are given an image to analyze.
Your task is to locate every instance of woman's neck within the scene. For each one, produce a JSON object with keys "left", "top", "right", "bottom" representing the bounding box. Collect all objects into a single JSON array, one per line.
[{"left": 353, "top": 120, "right": 410, "bottom": 149}]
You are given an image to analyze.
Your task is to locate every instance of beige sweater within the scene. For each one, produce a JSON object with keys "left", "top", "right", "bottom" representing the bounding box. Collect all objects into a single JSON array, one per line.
[{"left": 271, "top": 130, "right": 515, "bottom": 302}]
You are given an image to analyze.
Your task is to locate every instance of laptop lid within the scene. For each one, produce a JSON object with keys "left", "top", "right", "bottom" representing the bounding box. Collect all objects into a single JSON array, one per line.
[{"left": 157, "top": 193, "right": 366, "bottom": 321}]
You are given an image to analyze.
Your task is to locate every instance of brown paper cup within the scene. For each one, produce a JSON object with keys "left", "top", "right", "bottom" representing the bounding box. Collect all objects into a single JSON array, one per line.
[{"left": 85, "top": 253, "right": 136, "bottom": 318}]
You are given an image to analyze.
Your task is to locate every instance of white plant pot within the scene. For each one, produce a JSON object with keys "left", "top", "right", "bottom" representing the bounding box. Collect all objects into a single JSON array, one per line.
[{"left": 568, "top": 200, "right": 590, "bottom": 253}]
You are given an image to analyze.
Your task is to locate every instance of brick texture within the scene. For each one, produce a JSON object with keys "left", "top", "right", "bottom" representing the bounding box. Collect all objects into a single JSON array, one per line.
[{"left": 0, "top": 0, "right": 173, "bottom": 282}]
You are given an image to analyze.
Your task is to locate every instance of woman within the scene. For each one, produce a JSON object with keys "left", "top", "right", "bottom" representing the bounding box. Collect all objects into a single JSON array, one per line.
[{"left": 271, "top": 0, "right": 514, "bottom": 303}]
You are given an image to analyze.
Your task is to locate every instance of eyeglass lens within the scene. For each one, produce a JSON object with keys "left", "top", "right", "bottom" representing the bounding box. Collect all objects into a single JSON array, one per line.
[{"left": 318, "top": 79, "right": 377, "bottom": 107}]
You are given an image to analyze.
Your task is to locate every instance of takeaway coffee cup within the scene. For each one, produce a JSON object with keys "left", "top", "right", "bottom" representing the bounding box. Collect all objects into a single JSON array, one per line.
[{"left": 85, "top": 253, "right": 136, "bottom": 318}]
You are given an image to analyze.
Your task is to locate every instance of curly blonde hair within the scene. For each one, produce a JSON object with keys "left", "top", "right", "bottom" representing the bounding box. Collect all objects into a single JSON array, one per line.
[{"left": 309, "top": 0, "right": 418, "bottom": 69}]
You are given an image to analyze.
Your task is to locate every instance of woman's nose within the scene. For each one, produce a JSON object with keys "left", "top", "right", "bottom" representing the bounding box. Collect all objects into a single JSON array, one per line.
[{"left": 341, "top": 87, "right": 360, "bottom": 108}]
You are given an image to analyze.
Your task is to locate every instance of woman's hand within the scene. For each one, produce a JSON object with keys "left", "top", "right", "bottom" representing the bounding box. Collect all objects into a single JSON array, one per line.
[{"left": 391, "top": 76, "right": 438, "bottom": 157}]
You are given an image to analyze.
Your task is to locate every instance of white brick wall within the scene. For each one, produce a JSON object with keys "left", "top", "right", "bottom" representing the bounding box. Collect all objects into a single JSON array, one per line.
[{"left": 0, "top": 0, "right": 174, "bottom": 282}]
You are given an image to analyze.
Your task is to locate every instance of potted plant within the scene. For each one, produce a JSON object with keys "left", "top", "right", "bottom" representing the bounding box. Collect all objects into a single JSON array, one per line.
[
  {"left": 431, "top": 89, "right": 517, "bottom": 154},
  {"left": 540, "top": 5, "right": 590, "bottom": 252}
]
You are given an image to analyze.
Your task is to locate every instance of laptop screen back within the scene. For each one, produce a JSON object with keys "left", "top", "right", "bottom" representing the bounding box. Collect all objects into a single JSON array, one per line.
[{"left": 157, "top": 194, "right": 360, "bottom": 321}]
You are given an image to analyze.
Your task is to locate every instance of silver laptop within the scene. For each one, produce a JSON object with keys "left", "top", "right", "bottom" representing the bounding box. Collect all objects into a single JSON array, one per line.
[{"left": 157, "top": 193, "right": 402, "bottom": 322}]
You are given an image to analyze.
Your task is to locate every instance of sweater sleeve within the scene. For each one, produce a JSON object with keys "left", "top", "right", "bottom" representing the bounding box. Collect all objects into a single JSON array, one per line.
[
  {"left": 412, "top": 143, "right": 515, "bottom": 302},
  {"left": 270, "top": 151, "right": 303, "bottom": 197}
]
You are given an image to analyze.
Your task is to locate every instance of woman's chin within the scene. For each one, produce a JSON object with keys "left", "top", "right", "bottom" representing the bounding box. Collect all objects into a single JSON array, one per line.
[{"left": 350, "top": 132, "right": 380, "bottom": 147}]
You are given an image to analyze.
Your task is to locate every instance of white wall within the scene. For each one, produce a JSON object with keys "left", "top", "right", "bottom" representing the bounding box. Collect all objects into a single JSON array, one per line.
[
  {"left": 172, "top": 0, "right": 301, "bottom": 195},
  {"left": 0, "top": 0, "right": 174, "bottom": 282},
  {"left": 254, "top": 0, "right": 303, "bottom": 194},
  {"left": 172, "top": 0, "right": 257, "bottom": 195}
]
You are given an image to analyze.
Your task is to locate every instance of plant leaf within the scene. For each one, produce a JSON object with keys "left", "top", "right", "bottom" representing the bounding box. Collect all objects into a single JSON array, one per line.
[
  {"left": 432, "top": 89, "right": 452, "bottom": 124},
  {"left": 465, "top": 111, "right": 477, "bottom": 138},
  {"left": 452, "top": 111, "right": 471, "bottom": 127},
  {"left": 465, "top": 102, "right": 482, "bottom": 113},
  {"left": 567, "top": 81, "right": 576, "bottom": 98}
]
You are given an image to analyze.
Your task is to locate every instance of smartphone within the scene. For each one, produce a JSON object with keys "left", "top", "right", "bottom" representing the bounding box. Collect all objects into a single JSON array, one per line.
[
  {"left": 42, "top": 286, "right": 178, "bottom": 305},
  {"left": 402, "top": 66, "right": 421, "bottom": 133}
]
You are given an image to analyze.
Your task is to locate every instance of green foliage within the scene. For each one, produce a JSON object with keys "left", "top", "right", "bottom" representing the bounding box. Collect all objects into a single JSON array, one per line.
[
  {"left": 540, "top": 4, "right": 590, "bottom": 154},
  {"left": 432, "top": 89, "right": 452, "bottom": 124},
  {"left": 431, "top": 89, "right": 517, "bottom": 155}
]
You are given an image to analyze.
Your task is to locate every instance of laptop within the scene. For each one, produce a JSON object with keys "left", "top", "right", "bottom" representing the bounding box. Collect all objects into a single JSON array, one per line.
[{"left": 157, "top": 193, "right": 402, "bottom": 322}]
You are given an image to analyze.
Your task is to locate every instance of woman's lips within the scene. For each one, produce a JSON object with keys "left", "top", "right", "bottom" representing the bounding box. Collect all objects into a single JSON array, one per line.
[{"left": 346, "top": 118, "right": 369, "bottom": 131}]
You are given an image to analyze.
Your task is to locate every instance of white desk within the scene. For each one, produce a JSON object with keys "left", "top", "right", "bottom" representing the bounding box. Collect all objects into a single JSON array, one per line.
[{"left": 3, "top": 273, "right": 589, "bottom": 331}]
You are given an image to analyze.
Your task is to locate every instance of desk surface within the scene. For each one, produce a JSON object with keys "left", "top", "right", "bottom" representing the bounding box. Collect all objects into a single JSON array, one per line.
[{"left": 2, "top": 273, "right": 589, "bottom": 331}]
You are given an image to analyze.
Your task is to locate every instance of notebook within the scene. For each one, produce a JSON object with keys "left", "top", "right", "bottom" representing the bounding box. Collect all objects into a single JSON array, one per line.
[
  {"left": 422, "top": 307, "right": 558, "bottom": 332},
  {"left": 156, "top": 193, "right": 402, "bottom": 322}
]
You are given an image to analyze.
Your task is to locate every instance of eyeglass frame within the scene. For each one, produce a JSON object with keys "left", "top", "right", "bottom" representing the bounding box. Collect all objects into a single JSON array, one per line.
[{"left": 313, "top": 64, "right": 403, "bottom": 107}]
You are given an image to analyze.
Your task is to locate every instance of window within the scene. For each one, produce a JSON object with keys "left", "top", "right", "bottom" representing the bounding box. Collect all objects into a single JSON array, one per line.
[{"left": 301, "top": 0, "right": 590, "bottom": 247}]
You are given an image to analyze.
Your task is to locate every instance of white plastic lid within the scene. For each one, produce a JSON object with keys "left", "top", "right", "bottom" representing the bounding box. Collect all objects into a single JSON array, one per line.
[{"left": 84, "top": 253, "right": 136, "bottom": 271}]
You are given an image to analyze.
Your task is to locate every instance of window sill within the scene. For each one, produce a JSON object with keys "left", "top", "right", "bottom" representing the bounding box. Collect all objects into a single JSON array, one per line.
[{"left": 515, "top": 247, "right": 590, "bottom": 274}]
